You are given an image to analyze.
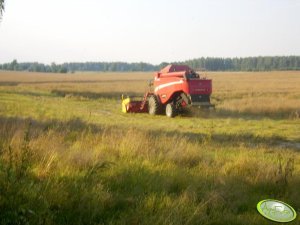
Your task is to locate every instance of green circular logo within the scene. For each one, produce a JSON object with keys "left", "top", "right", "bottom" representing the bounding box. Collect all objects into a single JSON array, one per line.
[{"left": 257, "top": 199, "right": 297, "bottom": 223}]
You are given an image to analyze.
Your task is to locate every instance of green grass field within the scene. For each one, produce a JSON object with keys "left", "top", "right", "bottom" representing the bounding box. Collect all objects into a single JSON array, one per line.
[{"left": 0, "top": 71, "right": 299, "bottom": 225}]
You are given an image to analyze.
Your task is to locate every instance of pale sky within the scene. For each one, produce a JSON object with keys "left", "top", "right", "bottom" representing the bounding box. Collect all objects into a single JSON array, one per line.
[{"left": 0, "top": 0, "right": 299, "bottom": 64}]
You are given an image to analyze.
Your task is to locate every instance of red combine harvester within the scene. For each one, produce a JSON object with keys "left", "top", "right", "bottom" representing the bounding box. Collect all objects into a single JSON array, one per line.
[{"left": 122, "top": 64, "right": 214, "bottom": 117}]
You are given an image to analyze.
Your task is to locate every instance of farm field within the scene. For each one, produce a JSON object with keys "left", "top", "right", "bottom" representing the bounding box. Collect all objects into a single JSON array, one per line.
[{"left": 0, "top": 70, "right": 300, "bottom": 225}]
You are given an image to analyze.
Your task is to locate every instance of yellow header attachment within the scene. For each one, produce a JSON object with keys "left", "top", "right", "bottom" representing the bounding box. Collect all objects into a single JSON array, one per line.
[{"left": 121, "top": 95, "right": 131, "bottom": 113}]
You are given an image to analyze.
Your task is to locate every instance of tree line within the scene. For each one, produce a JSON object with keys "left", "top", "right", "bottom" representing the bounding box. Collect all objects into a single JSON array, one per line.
[
  {"left": 0, "top": 60, "right": 69, "bottom": 73},
  {"left": 0, "top": 56, "right": 300, "bottom": 73},
  {"left": 0, "top": 60, "right": 158, "bottom": 73},
  {"left": 184, "top": 56, "right": 300, "bottom": 71}
]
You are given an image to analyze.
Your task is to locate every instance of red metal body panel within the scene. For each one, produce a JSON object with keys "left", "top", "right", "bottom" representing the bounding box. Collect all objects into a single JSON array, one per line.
[
  {"left": 159, "top": 71, "right": 186, "bottom": 78},
  {"left": 188, "top": 79, "right": 212, "bottom": 95}
]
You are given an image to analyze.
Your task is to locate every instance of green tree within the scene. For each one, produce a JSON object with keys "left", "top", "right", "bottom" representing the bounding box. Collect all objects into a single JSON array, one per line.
[
  {"left": 51, "top": 63, "right": 57, "bottom": 73},
  {"left": 10, "top": 59, "right": 18, "bottom": 71},
  {"left": 0, "top": 0, "right": 4, "bottom": 20}
]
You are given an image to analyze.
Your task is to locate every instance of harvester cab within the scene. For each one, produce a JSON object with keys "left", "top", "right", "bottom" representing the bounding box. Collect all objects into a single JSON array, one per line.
[{"left": 122, "top": 64, "right": 214, "bottom": 117}]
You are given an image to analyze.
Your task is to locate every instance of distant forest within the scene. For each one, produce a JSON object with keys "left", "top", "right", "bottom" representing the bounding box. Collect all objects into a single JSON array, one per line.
[{"left": 0, "top": 56, "right": 300, "bottom": 73}]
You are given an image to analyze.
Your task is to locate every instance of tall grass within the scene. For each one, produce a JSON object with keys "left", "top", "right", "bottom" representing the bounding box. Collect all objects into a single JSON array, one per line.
[{"left": 0, "top": 117, "right": 299, "bottom": 225}]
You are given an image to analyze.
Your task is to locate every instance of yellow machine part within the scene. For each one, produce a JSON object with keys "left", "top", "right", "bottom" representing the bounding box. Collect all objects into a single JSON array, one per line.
[{"left": 121, "top": 95, "right": 131, "bottom": 113}]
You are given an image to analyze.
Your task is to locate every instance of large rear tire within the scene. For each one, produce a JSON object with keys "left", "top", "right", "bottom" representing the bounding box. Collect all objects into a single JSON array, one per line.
[
  {"left": 166, "top": 103, "right": 177, "bottom": 118},
  {"left": 148, "top": 95, "right": 160, "bottom": 115}
]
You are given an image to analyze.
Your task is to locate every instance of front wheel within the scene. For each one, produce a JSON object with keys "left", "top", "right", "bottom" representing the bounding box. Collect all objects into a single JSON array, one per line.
[
  {"left": 148, "top": 95, "right": 160, "bottom": 115},
  {"left": 166, "top": 103, "right": 177, "bottom": 118}
]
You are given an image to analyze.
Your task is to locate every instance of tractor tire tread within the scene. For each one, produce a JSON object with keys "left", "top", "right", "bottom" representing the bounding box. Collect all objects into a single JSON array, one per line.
[{"left": 148, "top": 95, "right": 160, "bottom": 115}]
